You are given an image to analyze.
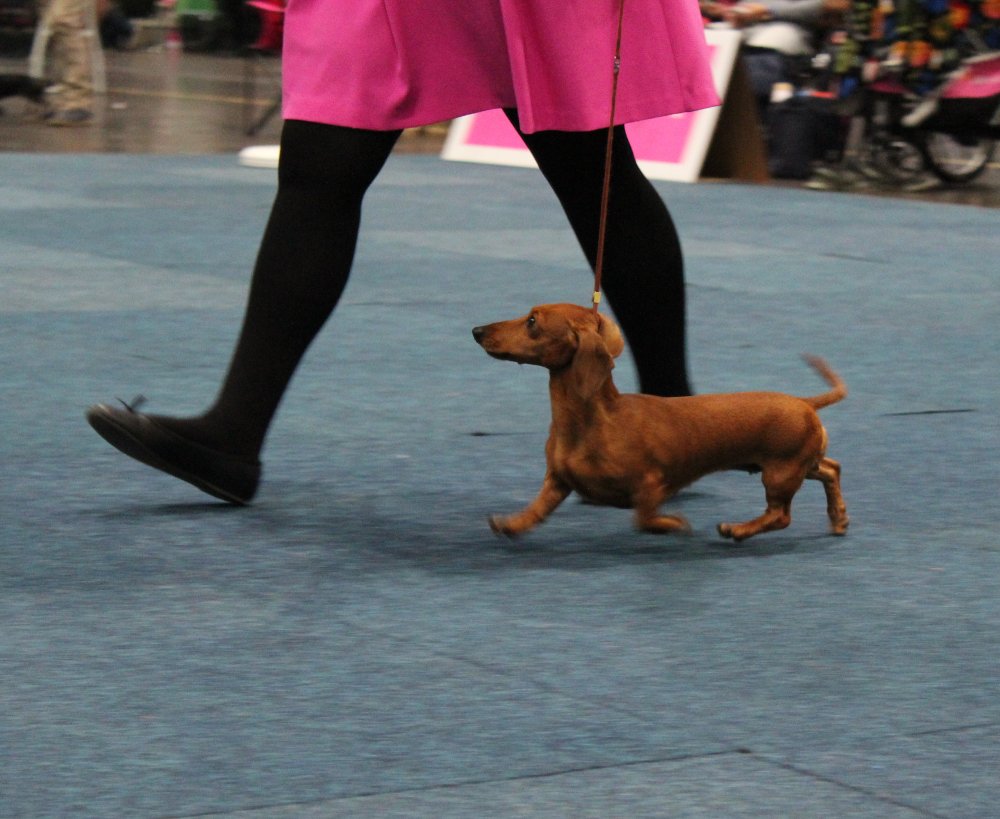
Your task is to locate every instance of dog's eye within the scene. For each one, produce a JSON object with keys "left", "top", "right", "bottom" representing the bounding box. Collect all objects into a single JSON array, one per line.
[{"left": 526, "top": 316, "right": 536, "bottom": 329}]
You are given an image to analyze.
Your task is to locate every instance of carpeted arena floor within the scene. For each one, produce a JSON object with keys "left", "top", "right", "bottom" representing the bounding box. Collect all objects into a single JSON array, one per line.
[{"left": 1, "top": 152, "right": 998, "bottom": 817}]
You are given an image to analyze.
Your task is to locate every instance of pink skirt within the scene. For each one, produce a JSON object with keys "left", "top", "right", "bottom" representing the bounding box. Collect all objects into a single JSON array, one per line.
[{"left": 282, "top": 0, "right": 719, "bottom": 134}]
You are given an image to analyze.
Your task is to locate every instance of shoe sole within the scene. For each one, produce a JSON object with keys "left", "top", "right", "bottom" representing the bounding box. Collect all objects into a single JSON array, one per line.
[{"left": 87, "top": 408, "right": 251, "bottom": 505}]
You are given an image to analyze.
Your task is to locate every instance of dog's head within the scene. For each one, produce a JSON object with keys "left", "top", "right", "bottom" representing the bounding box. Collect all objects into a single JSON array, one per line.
[{"left": 472, "top": 303, "right": 624, "bottom": 397}]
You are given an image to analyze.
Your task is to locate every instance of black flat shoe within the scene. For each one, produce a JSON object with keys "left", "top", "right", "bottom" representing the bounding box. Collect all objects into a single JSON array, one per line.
[{"left": 85, "top": 401, "right": 261, "bottom": 505}]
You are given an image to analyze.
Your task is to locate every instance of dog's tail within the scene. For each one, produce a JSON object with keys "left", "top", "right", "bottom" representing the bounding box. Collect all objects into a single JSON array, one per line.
[{"left": 801, "top": 355, "right": 847, "bottom": 410}]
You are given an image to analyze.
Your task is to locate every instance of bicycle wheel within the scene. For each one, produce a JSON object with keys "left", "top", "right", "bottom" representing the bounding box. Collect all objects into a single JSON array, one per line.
[
  {"left": 864, "top": 134, "right": 927, "bottom": 184},
  {"left": 919, "top": 132, "right": 996, "bottom": 184}
]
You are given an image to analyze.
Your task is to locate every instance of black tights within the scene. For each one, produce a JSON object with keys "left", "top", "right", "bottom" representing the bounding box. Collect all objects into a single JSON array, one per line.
[
  {"left": 507, "top": 110, "right": 690, "bottom": 400},
  {"left": 162, "top": 117, "right": 690, "bottom": 459}
]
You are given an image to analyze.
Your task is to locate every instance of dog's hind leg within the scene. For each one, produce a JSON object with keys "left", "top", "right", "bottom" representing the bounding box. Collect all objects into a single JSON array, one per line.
[
  {"left": 807, "top": 456, "right": 849, "bottom": 535},
  {"left": 717, "top": 463, "right": 805, "bottom": 541}
]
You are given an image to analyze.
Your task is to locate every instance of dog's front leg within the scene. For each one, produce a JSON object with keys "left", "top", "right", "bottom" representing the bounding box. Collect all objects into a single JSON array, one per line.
[
  {"left": 490, "top": 472, "right": 570, "bottom": 537},
  {"left": 633, "top": 472, "right": 691, "bottom": 535}
]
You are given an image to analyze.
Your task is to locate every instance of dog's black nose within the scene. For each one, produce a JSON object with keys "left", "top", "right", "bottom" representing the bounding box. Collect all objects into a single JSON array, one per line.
[{"left": 472, "top": 326, "right": 486, "bottom": 344}]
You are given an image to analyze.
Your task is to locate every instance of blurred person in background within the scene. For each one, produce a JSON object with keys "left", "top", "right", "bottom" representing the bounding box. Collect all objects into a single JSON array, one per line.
[
  {"left": 37, "top": 0, "right": 95, "bottom": 125},
  {"left": 702, "top": 0, "right": 848, "bottom": 111}
]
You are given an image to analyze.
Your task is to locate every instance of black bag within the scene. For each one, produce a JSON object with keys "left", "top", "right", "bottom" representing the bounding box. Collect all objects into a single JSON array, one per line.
[{"left": 767, "top": 95, "right": 844, "bottom": 179}]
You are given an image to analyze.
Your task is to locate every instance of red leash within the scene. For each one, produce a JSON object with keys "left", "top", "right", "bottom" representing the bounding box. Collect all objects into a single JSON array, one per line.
[{"left": 592, "top": 0, "right": 627, "bottom": 314}]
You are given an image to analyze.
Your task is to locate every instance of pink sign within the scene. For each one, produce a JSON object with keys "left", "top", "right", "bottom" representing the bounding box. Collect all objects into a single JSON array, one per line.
[
  {"left": 442, "top": 29, "right": 741, "bottom": 182},
  {"left": 464, "top": 109, "right": 530, "bottom": 150}
]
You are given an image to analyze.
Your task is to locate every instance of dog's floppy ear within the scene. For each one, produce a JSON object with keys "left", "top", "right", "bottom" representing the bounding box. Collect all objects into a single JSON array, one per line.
[
  {"left": 569, "top": 327, "right": 615, "bottom": 399},
  {"left": 597, "top": 314, "right": 624, "bottom": 359}
]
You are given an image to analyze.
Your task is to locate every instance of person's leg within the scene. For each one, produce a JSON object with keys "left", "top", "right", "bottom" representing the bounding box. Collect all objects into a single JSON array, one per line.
[
  {"left": 163, "top": 120, "right": 401, "bottom": 457},
  {"left": 506, "top": 111, "right": 691, "bottom": 397},
  {"left": 88, "top": 120, "right": 400, "bottom": 501},
  {"left": 46, "top": 0, "right": 93, "bottom": 121}
]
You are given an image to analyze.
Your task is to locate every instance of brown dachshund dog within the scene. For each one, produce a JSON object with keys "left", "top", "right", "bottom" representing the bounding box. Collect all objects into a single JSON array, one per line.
[{"left": 472, "top": 303, "right": 849, "bottom": 541}]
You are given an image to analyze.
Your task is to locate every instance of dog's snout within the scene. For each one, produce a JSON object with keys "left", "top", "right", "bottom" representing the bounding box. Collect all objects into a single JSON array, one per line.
[{"left": 472, "top": 325, "right": 487, "bottom": 344}]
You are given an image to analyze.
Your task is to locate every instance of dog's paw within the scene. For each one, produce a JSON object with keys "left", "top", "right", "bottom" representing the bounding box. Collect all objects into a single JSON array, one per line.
[
  {"left": 671, "top": 515, "right": 693, "bottom": 535},
  {"left": 638, "top": 513, "right": 691, "bottom": 535},
  {"left": 717, "top": 522, "right": 741, "bottom": 541},
  {"left": 489, "top": 514, "right": 521, "bottom": 538}
]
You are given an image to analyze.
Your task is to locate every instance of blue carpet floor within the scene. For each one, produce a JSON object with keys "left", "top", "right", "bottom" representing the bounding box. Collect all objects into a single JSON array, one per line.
[{"left": 1, "top": 153, "right": 998, "bottom": 818}]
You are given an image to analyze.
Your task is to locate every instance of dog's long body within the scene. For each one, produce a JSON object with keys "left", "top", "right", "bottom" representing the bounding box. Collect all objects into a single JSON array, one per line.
[{"left": 473, "top": 303, "right": 849, "bottom": 541}]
